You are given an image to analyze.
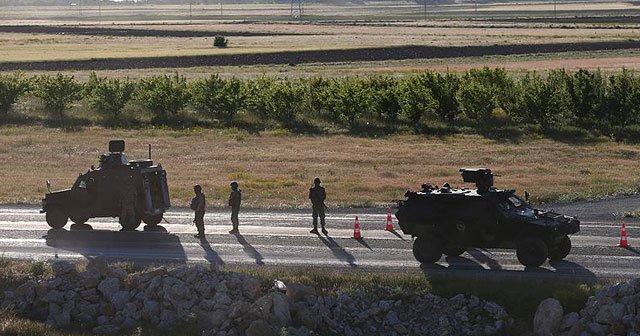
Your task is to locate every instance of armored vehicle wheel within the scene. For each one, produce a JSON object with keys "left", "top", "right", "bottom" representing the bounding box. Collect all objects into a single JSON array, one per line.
[
  {"left": 516, "top": 237, "right": 548, "bottom": 267},
  {"left": 120, "top": 215, "right": 141, "bottom": 231},
  {"left": 142, "top": 214, "right": 163, "bottom": 226},
  {"left": 69, "top": 215, "right": 89, "bottom": 225},
  {"left": 413, "top": 233, "right": 443, "bottom": 264},
  {"left": 549, "top": 235, "right": 571, "bottom": 261},
  {"left": 46, "top": 206, "right": 68, "bottom": 229},
  {"left": 443, "top": 246, "right": 466, "bottom": 257}
]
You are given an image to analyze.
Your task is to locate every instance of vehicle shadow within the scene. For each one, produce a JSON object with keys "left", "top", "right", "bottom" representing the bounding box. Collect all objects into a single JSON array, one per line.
[
  {"left": 466, "top": 248, "right": 503, "bottom": 270},
  {"left": 622, "top": 246, "right": 640, "bottom": 256},
  {"left": 421, "top": 256, "right": 597, "bottom": 283},
  {"left": 231, "top": 233, "right": 264, "bottom": 266},
  {"left": 44, "top": 224, "right": 187, "bottom": 264},
  {"left": 198, "top": 236, "right": 224, "bottom": 268},
  {"left": 318, "top": 235, "right": 357, "bottom": 268}
]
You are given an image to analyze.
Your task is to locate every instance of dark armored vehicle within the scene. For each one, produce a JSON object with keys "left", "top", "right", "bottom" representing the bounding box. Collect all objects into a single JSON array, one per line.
[
  {"left": 41, "top": 140, "right": 171, "bottom": 230},
  {"left": 395, "top": 168, "right": 580, "bottom": 267}
]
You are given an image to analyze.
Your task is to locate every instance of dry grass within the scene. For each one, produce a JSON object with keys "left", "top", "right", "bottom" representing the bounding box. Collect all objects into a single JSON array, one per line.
[{"left": 2, "top": 126, "right": 640, "bottom": 208}]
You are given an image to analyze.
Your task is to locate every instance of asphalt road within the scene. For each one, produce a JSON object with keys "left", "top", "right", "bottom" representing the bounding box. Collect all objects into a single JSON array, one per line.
[{"left": 0, "top": 199, "right": 638, "bottom": 280}]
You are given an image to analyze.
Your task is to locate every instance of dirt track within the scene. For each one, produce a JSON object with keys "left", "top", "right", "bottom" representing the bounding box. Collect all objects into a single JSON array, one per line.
[{"left": 2, "top": 39, "right": 640, "bottom": 71}]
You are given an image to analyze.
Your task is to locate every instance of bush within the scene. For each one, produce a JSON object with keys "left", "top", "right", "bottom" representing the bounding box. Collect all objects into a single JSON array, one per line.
[
  {"left": 0, "top": 72, "right": 30, "bottom": 120},
  {"left": 88, "top": 76, "right": 136, "bottom": 122},
  {"left": 136, "top": 73, "right": 190, "bottom": 124},
  {"left": 397, "top": 75, "right": 437, "bottom": 128},
  {"left": 213, "top": 35, "right": 228, "bottom": 48},
  {"left": 33, "top": 73, "right": 84, "bottom": 121}
]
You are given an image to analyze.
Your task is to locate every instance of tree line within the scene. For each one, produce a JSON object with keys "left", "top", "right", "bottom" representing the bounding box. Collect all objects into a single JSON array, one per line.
[{"left": 1, "top": 68, "right": 640, "bottom": 141}]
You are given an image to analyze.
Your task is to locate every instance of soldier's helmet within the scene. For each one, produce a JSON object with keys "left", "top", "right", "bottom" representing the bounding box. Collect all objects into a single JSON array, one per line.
[
  {"left": 194, "top": 184, "right": 202, "bottom": 192},
  {"left": 421, "top": 183, "right": 432, "bottom": 190},
  {"left": 313, "top": 177, "right": 321, "bottom": 184},
  {"left": 230, "top": 181, "right": 238, "bottom": 188}
]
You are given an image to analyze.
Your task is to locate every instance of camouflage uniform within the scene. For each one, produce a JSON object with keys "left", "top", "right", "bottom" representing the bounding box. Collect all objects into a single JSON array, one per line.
[
  {"left": 119, "top": 177, "right": 138, "bottom": 228},
  {"left": 228, "top": 181, "right": 242, "bottom": 234},
  {"left": 309, "top": 178, "right": 327, "bottom": 234},
  {"left": 191, "top": 185, "right": 206, "bottom": 238}
]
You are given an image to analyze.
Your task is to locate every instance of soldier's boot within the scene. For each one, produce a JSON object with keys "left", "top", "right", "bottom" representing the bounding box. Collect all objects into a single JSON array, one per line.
[
  {"left": 321, "top": 226, "right": 328, "bottom": 235},
  {"left": 229, "top": 226, "right": 239, "bottom": 234},
  {"left": 310, "top": 226, "right": 319, "bottom": 234}
]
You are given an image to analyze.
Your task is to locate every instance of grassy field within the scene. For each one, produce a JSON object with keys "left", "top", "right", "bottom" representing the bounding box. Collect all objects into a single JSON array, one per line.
[
  {"left": 0, "top": 23, "right": 638, "bottom": 64},
  {"left": 2, "top": 126, "right": 640, "bottom": 208}
]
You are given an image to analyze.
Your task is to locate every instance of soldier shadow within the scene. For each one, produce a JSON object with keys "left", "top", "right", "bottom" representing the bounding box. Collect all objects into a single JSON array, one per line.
[
  {"left": 231, "top": 233, "right": 264, "bottom": 266},
  {"left": 44, "top": 225, "right": 187, "bottom": 264},
  {"left": 198, "top": 236, "right": 225, "bottom": 268},
  {"left": 318, "top": 235, "right": 357, "bottom": 268}
]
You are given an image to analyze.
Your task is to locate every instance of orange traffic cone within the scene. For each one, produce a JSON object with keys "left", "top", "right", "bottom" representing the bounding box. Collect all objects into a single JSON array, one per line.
[
  {"left": 619, "top": 223, "right": 630, "bottom": 247},
  {"left": 352, "top": 216, "right": 362, "bottom": 239},
  {"left": 385, "top": 208, "right": 394, "bottom": 231}
]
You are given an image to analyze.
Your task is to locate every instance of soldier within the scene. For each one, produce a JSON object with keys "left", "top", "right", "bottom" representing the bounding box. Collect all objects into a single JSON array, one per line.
[
  {"left": 309, "top": 177, "right": 327, "bottom": 235},
  {"left": 119, "top": 176, "right": 137, "bottom": 229},
  {"left": 228, "top": 181, "right": 242, "bottom": 234},
  {"left": 191, "top": 184, "right": 206, "bottom": 238}
]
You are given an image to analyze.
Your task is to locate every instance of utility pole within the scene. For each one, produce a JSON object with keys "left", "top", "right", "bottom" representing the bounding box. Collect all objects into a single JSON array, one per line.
[
  {"left": 554, "top": 0, "right": 557, "bottom": 18},
  {"left": 423, "top": 0, "right": 427, "bottom": 20},
  {"left": 220, "top": 0, "right": 223, "bottom": 16},
  {"left": 189, "top": 0, "right": 192, "bottom": 22}
]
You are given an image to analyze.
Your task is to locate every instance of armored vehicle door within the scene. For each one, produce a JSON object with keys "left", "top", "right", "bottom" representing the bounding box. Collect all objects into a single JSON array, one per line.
[{"left": 453, "top": 197, "right": 499, "bottom": 247}]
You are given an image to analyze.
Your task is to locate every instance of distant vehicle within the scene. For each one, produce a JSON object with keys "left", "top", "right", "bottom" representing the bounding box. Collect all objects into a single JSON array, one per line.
[
  {"left": 395, "top": 168, "right": 580, "bottom": 267},
  {"left": 41, "top": 140, "right": 171, "bottom": 231}
]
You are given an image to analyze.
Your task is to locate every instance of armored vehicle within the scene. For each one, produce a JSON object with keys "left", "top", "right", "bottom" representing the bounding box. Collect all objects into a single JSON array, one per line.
[
  {"left": 41, "top": 140, "right": 171, "bottom": 230},
  {"left": 395, "top": 168, "right": 580, "bottom": 267}
]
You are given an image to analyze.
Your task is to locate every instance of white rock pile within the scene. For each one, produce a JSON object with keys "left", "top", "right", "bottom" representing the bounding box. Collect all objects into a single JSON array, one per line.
[
  {"left": 1, "top": 259, "right": 513, "bottom": 335},
  {"left": 534, "top": 279, "right": 640, "bottom": 336}
]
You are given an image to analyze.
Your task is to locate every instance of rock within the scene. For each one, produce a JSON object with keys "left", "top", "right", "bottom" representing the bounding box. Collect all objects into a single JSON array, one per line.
[
  {"left": 97, "top": 315, "right": 109, "bottom": 325},
  {"left": 617, "top": 283, "right": 635, "bottom": 297},
  {"left": 43, "top": 290, "right": 65, "bottom": 304},
  {"left": 86, "top": 257, "right": 109, "bottom": 277},
  {"left": 560, "top": 312, "right": 579, "bottom": 331},
  {"left": 15, "top": 280, "right": 36, "bottom": 305},
  {"left": 484, "top": 301, "right": 508, "bottom": 320},
  {"left": 110, "top": 290, "right": 130, "bottom": 310},
  {"left": 534, "top": 298, "right": 564, "bottom": 336},
  {"left": 92, "top": 324, "right": 120, "bottom": 334},
  {"left": 291, "top": 302, "right": 316, "bottom": 329},
  {"left": 272, "top": 280, "right": 287, "bottom": 293},
  {"left": 228, "top": 301, "right": 251, "bottom": 320},
  {"left": 97, "top": 278, "right": 120, "bottom": 298},
  {"left": 288, "top": 326, "right": 311, "bottom": 336},
  {"left": 609, "top": 303, "right": 626, "bottom": 321},
  {"left": 386, "top": 310, "right": 400, "bottom": 325},
  {"left": 286, "top": 284, "right": 316, "bottom": 303},
  {"left": 394, "top": 323, "right": 409, "bottom": 334},
  {"left": 158, "top": 309, "right": 177, "bottom": 330},
  {"left": 51, "top": 260, "right": 76, "bottom": 276},
  {"left": 246, "top": 319, "right": 276, "bottom": 336},
  {"left": 243, "top": 277, "right": 263, "bottom": 300},
  {"left": 250, "top": 292, "right": 291, "bottom": 328},
  {"left": 214, "top": 292, "right": 232, "bottom": 306},
  {"left": 108, "top": 267, "right": 128, "bottom": 281},
  {"left": 142, "top": 300, "right": 161, "bottom": 319},
  {"left": 209, "top": 308, "right": 229, "bottom": 328}
]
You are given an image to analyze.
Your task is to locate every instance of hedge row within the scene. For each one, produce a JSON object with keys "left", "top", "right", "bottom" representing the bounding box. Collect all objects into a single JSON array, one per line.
[{"left": 1, "top": 68, "right": 640, "bottom": 140}]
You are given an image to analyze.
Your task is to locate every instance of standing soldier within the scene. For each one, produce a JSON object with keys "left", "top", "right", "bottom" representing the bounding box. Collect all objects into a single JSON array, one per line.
[
  {"left": 309, "top": 177, "right": 327, "bottom": 234},
  {"left": 228, "top": 181, "right": 242, "bottom": 234},
  {"left": 119, "top": 176, "right": 138, "bottom": 229},
  {"left": 191, "top": 184, "right": 206, "bottom": 238}
]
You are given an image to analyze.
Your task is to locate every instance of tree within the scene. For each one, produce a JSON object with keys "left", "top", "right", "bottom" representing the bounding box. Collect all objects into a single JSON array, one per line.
[
  {"left": 365, "top": 75, "right": 402, "bottom": 123},
  {"left": 88, "top": 76, "right": 136, "bottom": 122},
  {"left": 566, "top": 69, "right": 606, "bottom": 131},
  {"left": 135, "top": 73, "right": 190, "bottom": 123},
  {"left": 33, "top": 73, "right": 84, "bottom": 121},
  {"left": 518, "top": 70, "right": 572, "bottom": 129},
  {"left": 0, "top": 72, "right": 31, "bottom": 120},
  {"left": 324, "top": 77, "right": 371, "bottom": 129},
  {"left": 398, "top": 75, "right": 437, "bottom": 128},
  {"left": 191, "top": 74, "right": 245, "bottom": 125},
  {"left": 604, "top": 69, "right": 640, "bottom": 130}
]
